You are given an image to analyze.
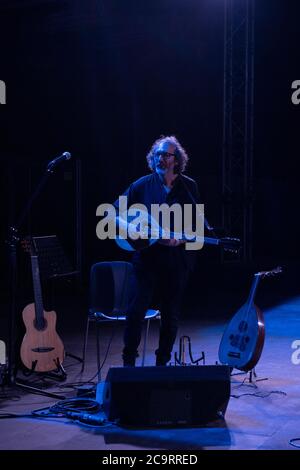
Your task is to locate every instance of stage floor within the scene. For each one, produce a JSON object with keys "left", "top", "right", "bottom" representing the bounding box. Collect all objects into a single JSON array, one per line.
[{"left": 1, "top": 295, "right": 300, "bottom": 452}]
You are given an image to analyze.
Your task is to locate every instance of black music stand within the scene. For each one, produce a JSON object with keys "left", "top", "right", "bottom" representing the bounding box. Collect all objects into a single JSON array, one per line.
[{"left": 32, "top": 235, "right": 77, "bottom": 281}]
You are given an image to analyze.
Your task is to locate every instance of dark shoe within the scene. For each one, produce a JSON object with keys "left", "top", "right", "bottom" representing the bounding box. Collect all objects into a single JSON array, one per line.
[
  {"left": 155, "top": 350, "right": 171, "bottom": 366},
  {"left": 155, "top": 356, "right": 170, "bottom": 366},
  {"left": 155, "top": 359, "right": 167, "bottom": 366},
  {"left": 123, "top": 359, "right": 136, "bottom": 367},
  {"left": 122, "top": 351, "right": 138, "bottom": 367}
]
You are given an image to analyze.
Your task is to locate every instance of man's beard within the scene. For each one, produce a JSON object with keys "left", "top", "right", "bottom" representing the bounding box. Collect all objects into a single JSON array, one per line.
[{"left": 156, "top": 164, "right": 166, "bottom": 173}]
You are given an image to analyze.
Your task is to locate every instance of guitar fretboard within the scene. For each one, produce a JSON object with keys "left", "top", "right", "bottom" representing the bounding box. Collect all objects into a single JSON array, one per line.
[{"left": 30, "top": 255, "right": 45, "bottom": 330}]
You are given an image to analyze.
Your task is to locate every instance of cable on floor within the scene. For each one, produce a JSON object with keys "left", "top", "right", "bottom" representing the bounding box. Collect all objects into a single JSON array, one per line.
[{"left": 289, "top": 438, "right": 300, "bottom": 449}]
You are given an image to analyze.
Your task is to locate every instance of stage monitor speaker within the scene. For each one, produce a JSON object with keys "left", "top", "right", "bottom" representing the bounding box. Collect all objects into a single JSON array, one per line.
[{"left": 101, "top": 365, "right": 231, "bottom": 426}]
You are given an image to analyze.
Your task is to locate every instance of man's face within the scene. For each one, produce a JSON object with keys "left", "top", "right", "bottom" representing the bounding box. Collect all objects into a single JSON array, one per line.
[{"left": 154, "top": 141, "right": 178, "bottom": 176}]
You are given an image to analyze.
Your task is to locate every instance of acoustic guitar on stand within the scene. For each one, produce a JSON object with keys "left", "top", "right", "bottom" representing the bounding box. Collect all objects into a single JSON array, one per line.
[
  {"left": 218, "top": 266, "right": 282, "bottom": 372},
  {"left": 20, "top": 238, "right": 65, "bottom": 372}
]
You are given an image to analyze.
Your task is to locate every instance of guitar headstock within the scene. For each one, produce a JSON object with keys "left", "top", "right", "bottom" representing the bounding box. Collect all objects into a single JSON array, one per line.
[
  {"left": 219, "top": 237, "right": 241, "bottom": 254},
  {"left": 256, "top": 266, "right": 283, "bottom": 278}
]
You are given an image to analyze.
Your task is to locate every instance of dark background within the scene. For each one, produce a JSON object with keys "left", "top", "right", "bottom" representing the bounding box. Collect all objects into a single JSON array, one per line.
[{"left": 0, "top": 0, "right": 299, "bottom": 342}]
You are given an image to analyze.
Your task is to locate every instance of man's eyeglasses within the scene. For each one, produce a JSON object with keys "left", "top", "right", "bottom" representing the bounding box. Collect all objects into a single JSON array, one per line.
[{"left": 155, "top": 150, "right": 175, "bottom": 159}]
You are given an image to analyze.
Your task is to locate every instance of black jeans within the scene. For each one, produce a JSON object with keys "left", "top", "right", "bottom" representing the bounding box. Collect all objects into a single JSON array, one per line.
[{"left": 123, "top": 244, "right": 189, "bottom": 365}]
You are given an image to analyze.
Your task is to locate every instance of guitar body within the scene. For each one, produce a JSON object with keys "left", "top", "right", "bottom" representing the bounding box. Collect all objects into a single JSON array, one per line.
[
  {"left": 218, "top": 302, "right": 265, "bottom": 372},
  {"left": 114, "top": 209, "right": 240, "bottom": 252},
  {"left": 20, "top": 303, "right": 65, "bottom": 372},
  {"left": 116, "top": 237, "right": 156, "bottom": 251}
]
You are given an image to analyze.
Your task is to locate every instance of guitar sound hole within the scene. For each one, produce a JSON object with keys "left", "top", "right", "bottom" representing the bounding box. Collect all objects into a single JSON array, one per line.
[
  {"left": 34, "top": 318, "right": 47, "bottom": 331},
  {"left": 238, "top": 321, "right": 248, "bottom": 332}
]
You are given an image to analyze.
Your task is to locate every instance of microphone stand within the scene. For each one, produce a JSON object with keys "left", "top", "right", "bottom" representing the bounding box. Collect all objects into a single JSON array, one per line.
[{"left": 5, "top": 164, "right": 65, "bottom": 399}]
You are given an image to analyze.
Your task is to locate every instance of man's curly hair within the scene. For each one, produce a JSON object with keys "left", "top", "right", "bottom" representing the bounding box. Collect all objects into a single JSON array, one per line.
[{"left": 146, "top": 135, "right": 189, "bottom": 174}]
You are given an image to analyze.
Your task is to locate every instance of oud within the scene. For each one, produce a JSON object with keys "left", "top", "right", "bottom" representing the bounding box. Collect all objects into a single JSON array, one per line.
[{"left": 218, "top": 267, "right": 282, "bottom": 372}]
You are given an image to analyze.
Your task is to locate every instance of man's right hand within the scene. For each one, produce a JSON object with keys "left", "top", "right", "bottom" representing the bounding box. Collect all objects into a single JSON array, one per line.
[{"left": 158, "top": 239, "right": 185, "bottom": 247}]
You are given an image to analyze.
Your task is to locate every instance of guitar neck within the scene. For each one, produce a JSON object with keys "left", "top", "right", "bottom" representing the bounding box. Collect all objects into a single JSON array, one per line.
[
  {"left": 203, "top": 236, "right": 221, "bottom": 246},
  {"left": 168, "top": 232, "right": 221, "bottom": 246},
  {"left": 30, "top": 255, "right": 45, "bottom": 329}
]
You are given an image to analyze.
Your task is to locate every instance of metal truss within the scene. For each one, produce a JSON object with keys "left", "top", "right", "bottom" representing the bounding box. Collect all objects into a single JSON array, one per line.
[{"left": 222, "top": 0, "right": 255, "bottom": 262}]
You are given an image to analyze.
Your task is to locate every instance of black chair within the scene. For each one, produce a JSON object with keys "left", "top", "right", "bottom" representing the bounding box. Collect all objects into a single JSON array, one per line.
[{"left": 81, "top": 261, "right": 160, "bottom": 377}]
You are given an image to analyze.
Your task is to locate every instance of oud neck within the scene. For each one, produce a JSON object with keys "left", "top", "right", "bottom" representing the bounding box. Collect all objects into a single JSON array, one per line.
[{"left": 246, "top": 274, "right": 261, "bottom": 306}]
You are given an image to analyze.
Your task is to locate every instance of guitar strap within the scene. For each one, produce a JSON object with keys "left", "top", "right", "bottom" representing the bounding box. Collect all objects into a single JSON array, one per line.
[{"left": 178, "top": 174, "right": 218, "bottom": 238}]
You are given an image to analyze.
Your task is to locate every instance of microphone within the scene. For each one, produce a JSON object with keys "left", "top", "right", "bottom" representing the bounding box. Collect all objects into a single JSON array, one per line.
[
  {"left": 66, "top": 411, "right": 104, "bottom": 426},
  {"left": 47, "top": 151, "right": 71, "bottom": 171}
]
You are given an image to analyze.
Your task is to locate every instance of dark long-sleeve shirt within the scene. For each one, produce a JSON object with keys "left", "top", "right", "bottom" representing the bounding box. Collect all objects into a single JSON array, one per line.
[{"left": 114, "top": 172, "right": 202, "bottom": 270}]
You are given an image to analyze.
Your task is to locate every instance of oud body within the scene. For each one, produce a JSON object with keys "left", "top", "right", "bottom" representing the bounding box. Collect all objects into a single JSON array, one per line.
[
  {"left": 218, "top": 302, "right": 265, "bottom": 371},
  {"left": 218, "top": 267, "right": 281, "bottom": 372},
  {"left": 20, "top": 303, "right": 65, "bottom": 372}
]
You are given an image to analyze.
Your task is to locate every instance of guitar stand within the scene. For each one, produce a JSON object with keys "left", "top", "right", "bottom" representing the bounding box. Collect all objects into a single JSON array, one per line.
[
  {"left": 38, "top": 359, "right": 67, "bottom": 382},
  {"left": 174, "top": 335, "right": 205, "bottom": 366},
  {"left": 14, "top": 359, "right": 67, "bottom": 399},
  {"left": 65, "top": 352, "right": 83, "bottom": 364},
  {"left": 232, "top": 367, "right": 268, "bottom": 388},
  {"left": 247, "top": 368, "right": 268, "bottom": 386}
]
